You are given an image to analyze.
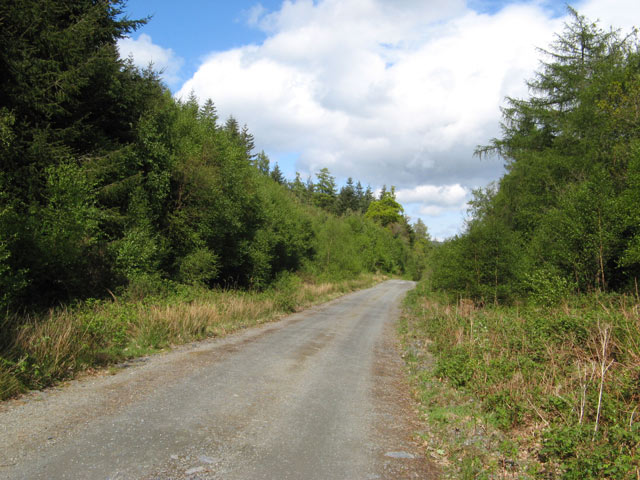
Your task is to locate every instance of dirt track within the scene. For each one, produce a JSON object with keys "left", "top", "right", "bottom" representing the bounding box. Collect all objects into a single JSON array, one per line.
[{"left": 0, "top": 280, "right": 437, "bottom": 479}]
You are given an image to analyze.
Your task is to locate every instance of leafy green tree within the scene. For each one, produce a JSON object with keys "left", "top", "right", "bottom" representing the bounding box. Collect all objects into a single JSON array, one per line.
[
  {"left": 413, "top": 219, "right": 430, "bottom": 242},
  {"left": 432, "top": 188, "right": 523, "bottom": 302},
  {"left": 365, "top": 187, "right": 404, "bottom": 226}
]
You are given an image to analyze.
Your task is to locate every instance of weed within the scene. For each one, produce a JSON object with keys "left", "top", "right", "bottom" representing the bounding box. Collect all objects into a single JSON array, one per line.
[
  {"left": 401, "top": 281, "right": 640, "bottom": 478},
  {"left": 0, "top": 273, "right": 385, "bottom": 400}
]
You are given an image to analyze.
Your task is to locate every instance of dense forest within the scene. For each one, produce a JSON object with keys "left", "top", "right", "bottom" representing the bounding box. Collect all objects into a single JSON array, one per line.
[
  {"left": 0, "top": 0, "right": 428, "bottom": 315},
  {"left": 404, "top": 9, "right": 640, "bottom": 479},
  {"left": 430, "top": 8, "right": 640, "bottom": 303},
  {"left": 0, "top": 0, "right": 431, "bottom": 398}
]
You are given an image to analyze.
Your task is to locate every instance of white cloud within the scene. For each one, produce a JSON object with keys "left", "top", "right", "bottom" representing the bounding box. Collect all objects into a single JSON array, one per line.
[
  {"left": 579, "top": 0, "right": 640, "bottom": 33},
  {"left": 117, "top": 34, "right": 184, "bottom": 87},
  {"left": 176, "top": 0, "right": 639, "bottom": 239},
  {"left": 396, "top": 184, "right": 468, "bottom": 206}
]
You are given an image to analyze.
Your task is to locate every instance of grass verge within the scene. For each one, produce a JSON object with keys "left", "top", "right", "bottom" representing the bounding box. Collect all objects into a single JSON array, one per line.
[
  {"left": 400, "top": 281, "right": 640, "bottom": 479},
  {"left": 0, "top": 272, "right": 385, "bottom": 400}
]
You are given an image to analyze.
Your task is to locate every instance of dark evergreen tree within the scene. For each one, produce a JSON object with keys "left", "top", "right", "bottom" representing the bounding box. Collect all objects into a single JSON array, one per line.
[
  {"left": 270, "top": 163, "right": 285, "bottom": 185},
  {"left": 355, "top": 181, "right": 365, "bottom": 211},
  {"left": 336, "top": 177, "right": 358, "bottom": 215},
  {"left": 240, "top": 124, "right": 255, "bottom": 160},
  {"left": 255, "top": 150, "right": 270, "bottom": 175},
  {"left": 198, "top": 99, "right": 218, "bottom": 127},
  {"left": 224, "top": 116, "right": 240, "bottom": 139},
  {"left": 362, "top": 185, "right": 375, "bottom": 212},
  {"left": 290, "top": 172, "right": 307, "bottom": 200}
]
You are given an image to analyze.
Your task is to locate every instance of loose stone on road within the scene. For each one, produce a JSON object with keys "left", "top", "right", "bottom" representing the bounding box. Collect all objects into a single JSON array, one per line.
[{"left": 0, "top": 280, "right": 437, "bottom": 479}]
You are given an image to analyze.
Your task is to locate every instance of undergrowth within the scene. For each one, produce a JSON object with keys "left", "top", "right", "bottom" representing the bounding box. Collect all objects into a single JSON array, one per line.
[
  {"left": 0, "top": 272, "right": 385, "bottom": 400},
  {"left": 401, "top": 281, "right": 640, "bottom": 479}
]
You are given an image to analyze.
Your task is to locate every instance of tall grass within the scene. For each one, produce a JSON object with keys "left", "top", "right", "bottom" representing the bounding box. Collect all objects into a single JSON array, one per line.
[
  {"left": 0, "top": 273, "right": 384, "bottom": 400},
  {"left": 401, "top": 281, "right": 640, "bottom": 479}
]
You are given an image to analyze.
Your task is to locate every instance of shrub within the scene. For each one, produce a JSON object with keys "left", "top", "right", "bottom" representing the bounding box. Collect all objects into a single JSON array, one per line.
[{"left": 178, "top": 248, "right": 219, "bottom": 286}]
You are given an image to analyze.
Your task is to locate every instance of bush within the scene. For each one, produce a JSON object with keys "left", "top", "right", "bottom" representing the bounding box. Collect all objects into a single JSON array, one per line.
[
  {"left": 434, "top": 346, "right": 475, "bottom": 387},
  {"left": 271, "top": 271, "right": 302, "bottom": 312},
  {"left": 524, "top": 268, "right": 575, "bottom": 305},
  {"left": 178, "top": 248, "right": 219, "bottom": 286}
]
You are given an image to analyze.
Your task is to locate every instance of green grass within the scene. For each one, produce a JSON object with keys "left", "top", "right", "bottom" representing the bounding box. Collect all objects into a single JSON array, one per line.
[
  {"left": 400, "top": 281, "right": 640, "bottom": 479},
  {"left": 0, "top": 272, "right": 386, "bottom": 401}
]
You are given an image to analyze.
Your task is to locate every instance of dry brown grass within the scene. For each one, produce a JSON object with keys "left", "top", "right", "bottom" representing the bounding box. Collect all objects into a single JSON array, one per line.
[
  {"left": 1, "top": 273, "right": 386, "bottom": 399},
  {"left": 12, "top": 309, "right": 91, "bottom": 382}
]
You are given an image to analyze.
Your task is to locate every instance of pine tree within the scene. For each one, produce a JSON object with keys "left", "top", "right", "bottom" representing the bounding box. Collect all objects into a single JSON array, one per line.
[
  {"left": 362, "top": 185, "right": 375, "bottom": 212},
  {"left": 313, "top": 168, "right": 337, "bottom": 212},
  {"left": 224, "top": 116, "right": 240, "bottom": 139},
  {"left": 270, "top": 163, "right": 285, "bottom": 185},
  {"left": 336, "top": 177, "right": 358, "bottom": 215},
  {"left": 240, "top": 124, "right": 255, "bottom": 160},
  {"left": 0, "top": 0, "right": 148, "bottom": 188},
  {"left": 355, "top": 181, "right": 365, "bottom": 211},
  {"left": 255, "top": 150, "right": 270, "bottom": 175},
  {"left": 198, "top": 99, "right": 218, "bottom": 127}
]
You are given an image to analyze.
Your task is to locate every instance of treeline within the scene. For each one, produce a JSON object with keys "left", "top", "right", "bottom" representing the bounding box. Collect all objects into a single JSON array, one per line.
[
  {"left": 431, "top": 9, "right": 640, "bottom": 303},
  {"left": 0, "top": 0, "right": 429, "bottom": 314}
]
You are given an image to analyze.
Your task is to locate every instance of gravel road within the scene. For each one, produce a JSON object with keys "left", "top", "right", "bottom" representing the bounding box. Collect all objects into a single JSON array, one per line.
[{"left": 0, "top": 280, "right": 437, "bottom": 479}]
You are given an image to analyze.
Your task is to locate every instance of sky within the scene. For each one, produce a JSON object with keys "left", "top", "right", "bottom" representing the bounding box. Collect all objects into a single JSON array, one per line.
[{"left": 117, "top": 0, "right": 640, "bottom": 240}]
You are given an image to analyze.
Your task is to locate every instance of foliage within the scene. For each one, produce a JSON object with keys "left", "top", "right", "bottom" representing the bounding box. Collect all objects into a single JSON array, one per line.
[
  {"left": 433, "top": 9, "right": 640, "bottom": 301},
  {"left": 402, "top": 282, "right": 640, "bottom": 479},
  {"left": 365, "top": 187, "right": 404, "bottom": 226},
  {"left": 0, "top": 273, "right": 383, "bottom": 400},
  {"left": 0, "top": 0, "right": 427, "bottom": 401}
]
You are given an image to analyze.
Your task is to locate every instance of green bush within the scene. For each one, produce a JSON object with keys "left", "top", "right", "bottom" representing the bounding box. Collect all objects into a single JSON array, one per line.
[
  {"left": 541, "top": 424, "right": 640, "bottom": 480},
  {"left": 178, "top": 248, "right": 219, "bottom": 286},
  {"left": 434, "top": 346, "right": 475, "bottom": 387},
  {"left": 271, "top": 271, "right": 302, "bottom": 312},
  {"left": 524, "top": 269, "right": 575, "bottom": 305}
]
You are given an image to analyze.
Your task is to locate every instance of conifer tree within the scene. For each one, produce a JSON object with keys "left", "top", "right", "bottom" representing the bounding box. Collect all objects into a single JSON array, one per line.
[
  {"left": 198, "top": 99, "right": 218, "bottom": 127},
  {"left": 224, "top": 116, "right": 240, "bottom": 139},
  {"left": 240, "top": 124, "right": 255, "bottom": 160},
  {"left": 270, "top": 163, "right": 285, "bottom": 185},
  {"left": 255, "top": 150, "right": 270, "bottom": 175},
  {"left": 313, "top": 168, "right": 337, "bottom": 211},
  {"left": 336, "top": 177, "right": 358, "bottom": 215}
]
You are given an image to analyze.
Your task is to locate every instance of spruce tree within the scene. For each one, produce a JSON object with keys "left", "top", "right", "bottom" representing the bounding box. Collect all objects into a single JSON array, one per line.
[
  {"left": 270, "top": 163, "right": 285, "bottom": 185},
  {"left": 313, "top": 168, "right": 337, "bottom": 212}
]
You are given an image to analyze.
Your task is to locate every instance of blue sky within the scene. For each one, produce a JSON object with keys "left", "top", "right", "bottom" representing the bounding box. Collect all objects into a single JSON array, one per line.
[
  {"left": 122, "top": 1, "right": 280, "bottom": 82},
  {"left": 118, "top": 0, "right": 639, "bottom": 239}
]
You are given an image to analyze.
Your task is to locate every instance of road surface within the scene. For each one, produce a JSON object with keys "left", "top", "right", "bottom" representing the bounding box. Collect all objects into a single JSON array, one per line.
[{"left": 0, "top": 280, "right": 437, "bottom": 479}]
